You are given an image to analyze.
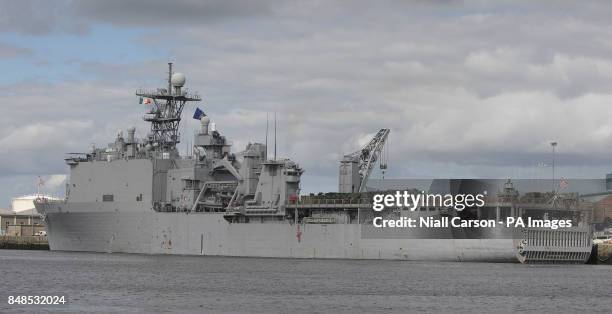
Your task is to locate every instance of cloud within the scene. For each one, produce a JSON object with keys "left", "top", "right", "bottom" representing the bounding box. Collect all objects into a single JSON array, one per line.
[
  {"left": 74, "top": 0, "right": 274, "bottom": 26},
  {"left": 0, "top": 174, "right": 65, "bottom": 208},
  {"left": 0, "top": 0, "right": 275, "bottom": 35},
  {"left": 0, "top": 79, "right": 148, "bottom": 178},
  {"left": 5, "top": 1, "right": 612, "bottom": 202},
  {"left": 0, "top": 1, "right": 87, "bottom": 35},
  {"left": 0, "top": 120, "right": 93, "bottom": 151},
  {"left": 157, "top": 4, "right": 612, "bottom": 183},
  {"left": 0, "top": 120, "right": 94, "bottom": 177},
  {"left": 43, "top": 174, "right": 67, "bottom": 191}
]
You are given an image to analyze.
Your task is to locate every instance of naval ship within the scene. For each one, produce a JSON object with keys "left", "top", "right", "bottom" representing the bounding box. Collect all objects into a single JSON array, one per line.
[{"left": 35, "top": 64, "right": 593, "bottom": 263}]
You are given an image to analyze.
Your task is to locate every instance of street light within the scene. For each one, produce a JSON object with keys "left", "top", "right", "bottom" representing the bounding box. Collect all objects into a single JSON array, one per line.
[{"left": 551, "top": 142, "right": 558, "bottom": 194}]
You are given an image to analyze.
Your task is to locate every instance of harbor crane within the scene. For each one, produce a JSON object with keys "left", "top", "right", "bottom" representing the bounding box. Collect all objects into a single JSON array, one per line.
[{"left": 339, "top": 128, "right": 390, "bottom": 193}]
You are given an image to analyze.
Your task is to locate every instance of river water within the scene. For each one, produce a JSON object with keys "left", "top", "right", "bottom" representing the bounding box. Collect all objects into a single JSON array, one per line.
[{"left": 0, "top": 250, "right": 610, "bottom": 313}]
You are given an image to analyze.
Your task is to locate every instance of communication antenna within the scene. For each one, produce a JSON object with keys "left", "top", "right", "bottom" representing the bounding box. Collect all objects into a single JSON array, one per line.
[
  {"left": 168, "top": 62, "right": 173, "bottom": 95},
  {"left": 36, "top": 176, "right": 45, "bottom": 197},
  {"left": 265, "top": 112, "right": 269, "bottom": 160},
  {"left": 551, "top": 141, "right": 557, "bottom": 194},
  {"left": 274, "top": 112, "right": 277, "bottom": 161}
]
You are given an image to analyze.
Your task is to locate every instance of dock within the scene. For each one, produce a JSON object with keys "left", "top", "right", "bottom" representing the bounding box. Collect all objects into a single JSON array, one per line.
[
  {"left": 593, "top": 243, "right": 612, "bottom": 264},
  {"left": 0, "top": 236, "right": 49, "bottom": 250}
]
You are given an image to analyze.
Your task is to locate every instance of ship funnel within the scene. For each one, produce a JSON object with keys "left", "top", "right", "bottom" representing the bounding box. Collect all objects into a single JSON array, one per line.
[
  {"left": 127, "top": 127, "right": 136, "bottom": 157},
  {"left": 200, "top": 116, "right": 210, "bottom": 135},
  {"left": 127, "top": 127, "right": 136, "bottom": 144}
]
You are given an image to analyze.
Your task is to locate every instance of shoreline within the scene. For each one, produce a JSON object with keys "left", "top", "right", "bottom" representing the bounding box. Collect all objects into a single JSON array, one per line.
[{"left": 0, "top": 236, "right": 49, "bottom": 250}]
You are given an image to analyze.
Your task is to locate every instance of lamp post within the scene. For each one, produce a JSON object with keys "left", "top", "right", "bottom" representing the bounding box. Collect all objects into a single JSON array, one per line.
[{"left": 551, "top": 142, "right": 557, "bottom": 194}]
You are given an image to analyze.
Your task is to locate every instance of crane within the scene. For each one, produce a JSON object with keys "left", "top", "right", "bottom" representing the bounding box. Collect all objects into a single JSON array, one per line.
[{"left": 339, "top": 128, "right": 390, "bottom": 193}]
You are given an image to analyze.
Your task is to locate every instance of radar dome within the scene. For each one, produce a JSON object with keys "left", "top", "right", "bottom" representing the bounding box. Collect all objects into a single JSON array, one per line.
[{"left": 171, "top": 73, "right": 186, "bottom": 87}]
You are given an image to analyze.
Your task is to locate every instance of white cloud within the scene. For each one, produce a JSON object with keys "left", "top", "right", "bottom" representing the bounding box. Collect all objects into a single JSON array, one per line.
[
  {"left": 5, "top": 1, "right": 612, "bottom": 204},
  {"left": 0, "top": 120, "right": 93, "bottom": 151},
  {"left": 43, "top": 174, "right": 67, "bottom": 191}
]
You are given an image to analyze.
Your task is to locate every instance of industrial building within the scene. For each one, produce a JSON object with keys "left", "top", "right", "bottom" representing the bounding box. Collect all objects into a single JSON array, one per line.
[
  {"left": 0, "top": 208, "right": 44, "bottom": 236},
  {"left": 0, "top": 195, "right": 58, "bottom": 236}
]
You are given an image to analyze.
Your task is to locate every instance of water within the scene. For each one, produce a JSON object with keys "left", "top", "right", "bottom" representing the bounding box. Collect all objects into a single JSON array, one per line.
[{"left": 0, "top": 250, "right": 611, "bottom": 313}]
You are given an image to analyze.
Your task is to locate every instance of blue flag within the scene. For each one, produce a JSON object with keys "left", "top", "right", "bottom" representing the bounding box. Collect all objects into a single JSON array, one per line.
[{"left": 193, "top": 107, "right": 206, "bottom": 120}]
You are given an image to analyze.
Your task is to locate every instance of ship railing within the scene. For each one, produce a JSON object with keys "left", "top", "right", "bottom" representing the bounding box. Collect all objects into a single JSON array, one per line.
[
  {"left": 33, "top": 197, "right": 65, "bottom": 205},
  {"left": 287, "top": 198, "right": 372, "bottom": 210},
  {"left": 296, "top": 198, "right": 371, "bottom": 205},
  {"left": 143, "top": 115, "right": 180, "bottom": 122},
  {"left": 136, "top": 88, "right": 201, "bottom": 101},
  {"left": 303, "top": 217, "right": 336, "bottom": 224}
]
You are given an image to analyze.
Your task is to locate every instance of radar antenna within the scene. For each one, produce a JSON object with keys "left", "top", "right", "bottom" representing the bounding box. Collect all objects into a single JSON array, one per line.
[
  {"left": 339, "top": 128, "right": 390, "bottom": 193},
  {"left": 136, "top": 63, "right": 201, "bottom": 152}
]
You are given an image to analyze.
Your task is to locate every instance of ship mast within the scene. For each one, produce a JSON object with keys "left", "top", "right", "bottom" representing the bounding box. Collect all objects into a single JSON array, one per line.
[{"left": 136, "top": 63, "right": 201, "bottom": 153}]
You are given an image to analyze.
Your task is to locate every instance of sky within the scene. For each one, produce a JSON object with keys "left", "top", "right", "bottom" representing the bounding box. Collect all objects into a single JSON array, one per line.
[{"left": 3, "top": 0, "right": 612, "bottom": 207}]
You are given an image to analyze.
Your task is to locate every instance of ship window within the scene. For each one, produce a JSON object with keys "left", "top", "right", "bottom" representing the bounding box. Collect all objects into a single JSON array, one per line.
[
  {"left": 136, "top": 194, "right": 142, "bottom": 202},
  {"left": 103, "top": 194, "right": 114, "bottom": 202}
]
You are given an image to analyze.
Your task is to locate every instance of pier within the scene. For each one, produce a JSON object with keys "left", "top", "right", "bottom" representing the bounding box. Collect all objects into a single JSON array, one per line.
[
  {"left": 592, "top": 243, "right": 612, "bottom": 265},
  {"left": 0, "top": 236, "right": 49, "bottom": 250}
]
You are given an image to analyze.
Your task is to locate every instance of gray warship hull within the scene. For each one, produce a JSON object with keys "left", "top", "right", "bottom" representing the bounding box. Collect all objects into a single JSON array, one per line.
[{"left": 38, "top": 203, "right": 516, "bottom": 261}]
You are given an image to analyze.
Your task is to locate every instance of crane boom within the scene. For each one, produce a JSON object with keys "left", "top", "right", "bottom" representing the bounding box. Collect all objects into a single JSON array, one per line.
[{"left": 339, "top": 128, "right": 390, "bottom": 193}]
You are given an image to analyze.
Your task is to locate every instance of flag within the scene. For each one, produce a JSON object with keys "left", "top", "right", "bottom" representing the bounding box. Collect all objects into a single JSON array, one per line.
[
  {"left": 193, "top": 107, "right": 206, "bottom": 120},
  {"left": 140, "top": 97, "right": 152, "bottom": 105}
]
